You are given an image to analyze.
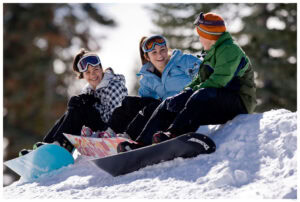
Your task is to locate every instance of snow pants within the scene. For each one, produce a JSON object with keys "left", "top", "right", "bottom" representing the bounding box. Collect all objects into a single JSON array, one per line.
[
  {"left": 136, "top": 88, "right": 248, "bottom": 146},
  {"left": 108, "top": 96, "right": 161, "bottom": 140},
  {"left": 43, "top": 96, "right": 107, "bottom": 144}
]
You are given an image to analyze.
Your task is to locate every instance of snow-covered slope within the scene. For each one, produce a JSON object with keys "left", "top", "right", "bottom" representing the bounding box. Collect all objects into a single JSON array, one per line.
[{"left": 3, "top": 109, "right": 297, "bottom": 199}]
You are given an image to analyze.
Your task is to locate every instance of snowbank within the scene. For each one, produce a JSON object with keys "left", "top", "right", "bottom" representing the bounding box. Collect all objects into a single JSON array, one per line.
[{"left": 3, "top": 109, "right": 297, "bottom": 199}]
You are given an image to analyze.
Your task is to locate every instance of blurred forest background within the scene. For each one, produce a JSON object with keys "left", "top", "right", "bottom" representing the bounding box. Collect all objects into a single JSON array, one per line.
[{"left": 3, "top": 3, "right": 297, "bottom": 186}]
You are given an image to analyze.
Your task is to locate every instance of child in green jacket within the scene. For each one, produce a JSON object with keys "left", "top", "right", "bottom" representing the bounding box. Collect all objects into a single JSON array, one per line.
[{"left": 117, "top": 12, "right": 257, "bottom": 151}]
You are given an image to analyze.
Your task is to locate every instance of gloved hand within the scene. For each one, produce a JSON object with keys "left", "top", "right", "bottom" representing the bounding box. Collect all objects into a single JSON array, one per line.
[
  {"left": 67, "top": 94, "right": 100, "bottom": 109},
  {"left": 79, "top": 94, "right": 101, "bottom": 106}
]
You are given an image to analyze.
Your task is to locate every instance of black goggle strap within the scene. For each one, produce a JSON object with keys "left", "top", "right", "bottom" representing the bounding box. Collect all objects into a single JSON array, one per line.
[{"left": 194, "top": 12, "right": 225, "bottom": 26}]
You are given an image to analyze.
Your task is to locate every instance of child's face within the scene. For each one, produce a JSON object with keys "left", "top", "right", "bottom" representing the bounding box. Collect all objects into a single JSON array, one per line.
[
  {"left": 199, "top": 35, "right": 215, "bottom": 50},
  {"left": 83, "top": 65, "right": 103, "bottom": 89}
]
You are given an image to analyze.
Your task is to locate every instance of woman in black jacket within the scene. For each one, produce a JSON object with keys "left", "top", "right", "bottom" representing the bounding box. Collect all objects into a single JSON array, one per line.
[{"left": 20, "top": 49, "right": 128, "bottom": 155}]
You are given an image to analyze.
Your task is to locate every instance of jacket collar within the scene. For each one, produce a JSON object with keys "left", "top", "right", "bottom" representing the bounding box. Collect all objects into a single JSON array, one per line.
[
  {"left": 83, "top": 69, "right": 115, "bottom": 91},
  {"left": 136, "top": 49, "right": 186, "bottom": 86},
  {"left": 137, "top": 49, "right": 183, "bottom": 75},
  {"left": 137, "top": 62, "right": 155, "bottom": 76},
  {"left": 203, "top": 32, "right": 232, "bottom": 61},
  {"left": 96, "top": 70, "right": 114, "bottom": 89}
]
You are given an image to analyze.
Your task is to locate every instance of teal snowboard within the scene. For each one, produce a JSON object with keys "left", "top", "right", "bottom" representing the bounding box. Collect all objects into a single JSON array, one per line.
[{"left": 4, "top": 144, "right": 74, "bottom": 180}]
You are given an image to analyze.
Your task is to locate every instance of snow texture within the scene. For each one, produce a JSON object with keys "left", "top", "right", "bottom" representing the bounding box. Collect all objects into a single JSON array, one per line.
[{"left": 3, "top": 109, "right": 297, "bottom": 199}]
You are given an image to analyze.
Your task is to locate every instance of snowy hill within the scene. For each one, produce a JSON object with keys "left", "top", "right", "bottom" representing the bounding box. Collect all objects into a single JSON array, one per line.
[{"left": 3, "top": 109, "right": 297, "bottom": 199}]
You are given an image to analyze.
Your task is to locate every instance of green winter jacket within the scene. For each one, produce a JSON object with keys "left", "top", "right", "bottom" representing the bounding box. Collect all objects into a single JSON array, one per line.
[{"left": 186, "top": 32, "right": 257, "bottom": 113}]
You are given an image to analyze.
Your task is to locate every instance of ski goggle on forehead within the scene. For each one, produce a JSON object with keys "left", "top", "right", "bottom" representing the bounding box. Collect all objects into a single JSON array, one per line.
[
  {"left": 77, "top": 55, "right": 101, "bottom": 72},
  {"left": 142, "top": 35, "right": 167, "bottom": 53},
  {"left": 193, "top": 12, "right": 225, "bottom": 26}
]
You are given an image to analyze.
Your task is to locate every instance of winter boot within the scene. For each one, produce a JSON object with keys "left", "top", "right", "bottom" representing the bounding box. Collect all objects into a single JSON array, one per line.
[
  {"left": 117, "top": 141, "right": 144, "bottom": 153},
  {"left": 116, "top": 133, "right": 131, "bottom": 139},
  {"left": 81, "top": 126, "right": 116, "bottom": 138},
  {"left": 81, "top": 125, "right": 93, "bottom": 137},
  {"left": 19, "top": 142, "right": 47, "bottom": 157},
  {"left": 57, "top": 137, "right": 74, "bottom": 154},
  {"left": 19, "top": 149, "right": 32, "bottom": 157},
  {"left": 152, "top": 131, "right": 176, "bottom": 144},
  {"left": 33, "top": 142, "right": 48, "bottom": 150},
  {"left": 103, "top": 127, "right": 116, "bottom": 137},
  {"left": 93, "top": 127, "right": 115, "bottom": 138}
]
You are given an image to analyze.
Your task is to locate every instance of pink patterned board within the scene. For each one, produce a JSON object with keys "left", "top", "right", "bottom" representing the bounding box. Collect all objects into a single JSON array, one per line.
[{"left": 63, "top": 133, "right": 136, "bottom": 158}]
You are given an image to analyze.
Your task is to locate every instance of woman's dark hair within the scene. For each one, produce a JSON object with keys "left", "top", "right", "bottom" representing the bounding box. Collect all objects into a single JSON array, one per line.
[
  {"left": 139, "top": 36, "right": 149, "bottom": 65},
  {"left": 72, "top": 48, "right": 102, "bottom": 79}
]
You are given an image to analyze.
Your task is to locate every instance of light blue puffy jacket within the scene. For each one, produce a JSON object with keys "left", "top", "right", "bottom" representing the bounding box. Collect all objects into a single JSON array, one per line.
[{"left": 137, "top": 49, "right": 202, "bottom": 100}]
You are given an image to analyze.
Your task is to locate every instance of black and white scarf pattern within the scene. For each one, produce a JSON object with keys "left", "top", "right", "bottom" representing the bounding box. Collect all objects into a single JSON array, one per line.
[{"left": 81, "top": 68, "right": 128, "bottom": 123}]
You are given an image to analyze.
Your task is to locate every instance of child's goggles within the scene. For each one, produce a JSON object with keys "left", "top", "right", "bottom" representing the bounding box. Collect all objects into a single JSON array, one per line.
[
  {"left": 142, "top": 35, "right": 167, "bottom": 53},
  {"left": 77, "top": 55, "right": 101, "bottom": 72},
  {"left": 193, "top": 12, "right": 225, "bottom": 26}
]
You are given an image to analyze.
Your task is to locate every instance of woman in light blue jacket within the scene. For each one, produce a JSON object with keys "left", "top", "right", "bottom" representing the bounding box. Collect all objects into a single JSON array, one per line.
[
  {"left": 109, "top": 35, "right": 202, "bottom": 140},
  {"left": 137, "top": 47, "right": 201, "bottom": 100}
]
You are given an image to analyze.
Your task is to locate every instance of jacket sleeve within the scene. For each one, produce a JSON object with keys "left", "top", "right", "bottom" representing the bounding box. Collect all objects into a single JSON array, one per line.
[
  {"left": 178, "top": 54, "right": 202, "bottom": 80},
  {"left": 138, "top": 83, "right": 159, "bottom": 99},
  {"left": 185, "top": 76, "right": 201, "bottom": 90},
  {"left": 193, "top": 45, "right": 243, "bottom": 90}
]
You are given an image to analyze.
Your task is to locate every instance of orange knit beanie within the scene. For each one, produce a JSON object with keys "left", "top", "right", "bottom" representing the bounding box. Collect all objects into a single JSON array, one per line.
[{"left": 194, "top": 12, "right": 226, "bottom": 40}]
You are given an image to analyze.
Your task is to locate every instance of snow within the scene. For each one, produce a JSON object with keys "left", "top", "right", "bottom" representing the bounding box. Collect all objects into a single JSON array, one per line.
[{"left": 3, "top": 109, "right": 297, "bottom": 199}]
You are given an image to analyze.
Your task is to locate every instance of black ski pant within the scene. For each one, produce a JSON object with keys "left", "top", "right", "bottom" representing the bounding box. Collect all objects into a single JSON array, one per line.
[
  {"left": 108, "top": 96, "right": 160, "bottom": 140},
  {"left": 125, "top": 99, "right": 161, "bottom": 140},
  {"left": 136, "top": 88, "right": 248, "bottom": 146},
  {"left": 43, "top": 100, "right": 107, "bottom": 144}
]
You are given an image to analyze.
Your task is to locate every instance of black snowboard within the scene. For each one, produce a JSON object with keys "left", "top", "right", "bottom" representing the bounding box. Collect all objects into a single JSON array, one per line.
[{"left": 92, "top": 132, "right": 216, "bottom": 176}]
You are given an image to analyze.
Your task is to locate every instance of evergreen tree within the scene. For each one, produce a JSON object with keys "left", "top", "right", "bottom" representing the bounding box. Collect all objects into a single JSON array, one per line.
[
  {"left": 4, "top": 3, "right": 115, "bottom": 135},
  {"left": 237, "top": 3, "right": 297, "bottom": 112},
  {"left": 3, "top": 3, "right": 116, "bottom": 183}
]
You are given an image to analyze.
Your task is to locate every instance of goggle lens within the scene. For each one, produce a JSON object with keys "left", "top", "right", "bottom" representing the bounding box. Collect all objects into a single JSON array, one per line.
[
  {"left": 77, "top": 55, "right": 101, "bottom": 72},
  {"left": 142, "top": 35, "right": 167, "bottom": 53}
]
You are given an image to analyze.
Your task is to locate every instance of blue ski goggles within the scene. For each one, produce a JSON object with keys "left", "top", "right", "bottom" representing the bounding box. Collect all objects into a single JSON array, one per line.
[
  {"left": 142, "top": 35, "right": 167, "bottom": 53},
  {"left": 77, "top": 55, "right": 101, "bottom": 72}
]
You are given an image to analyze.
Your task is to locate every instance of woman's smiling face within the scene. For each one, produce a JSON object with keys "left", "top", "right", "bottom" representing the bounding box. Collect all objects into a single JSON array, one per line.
[
  {"left": 146, "top": 45, "right": 169, "bottom": 73},
  {"left": 83, "top": 65, "right": 103, "bottom": 89}
]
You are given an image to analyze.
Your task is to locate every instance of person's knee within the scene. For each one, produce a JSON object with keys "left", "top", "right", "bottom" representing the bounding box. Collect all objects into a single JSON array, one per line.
[
  {"left": 67, "top": 96, "right": 82, "bottom": 109},
  {"left": 182, "top": 88, "right": 218, "bottom": 112},
  {"left": 192, "top": 88, "right": 217, "bottom": 101},
  {"left": 165, "top": 89, "right": 193, "bottom": 112}
]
